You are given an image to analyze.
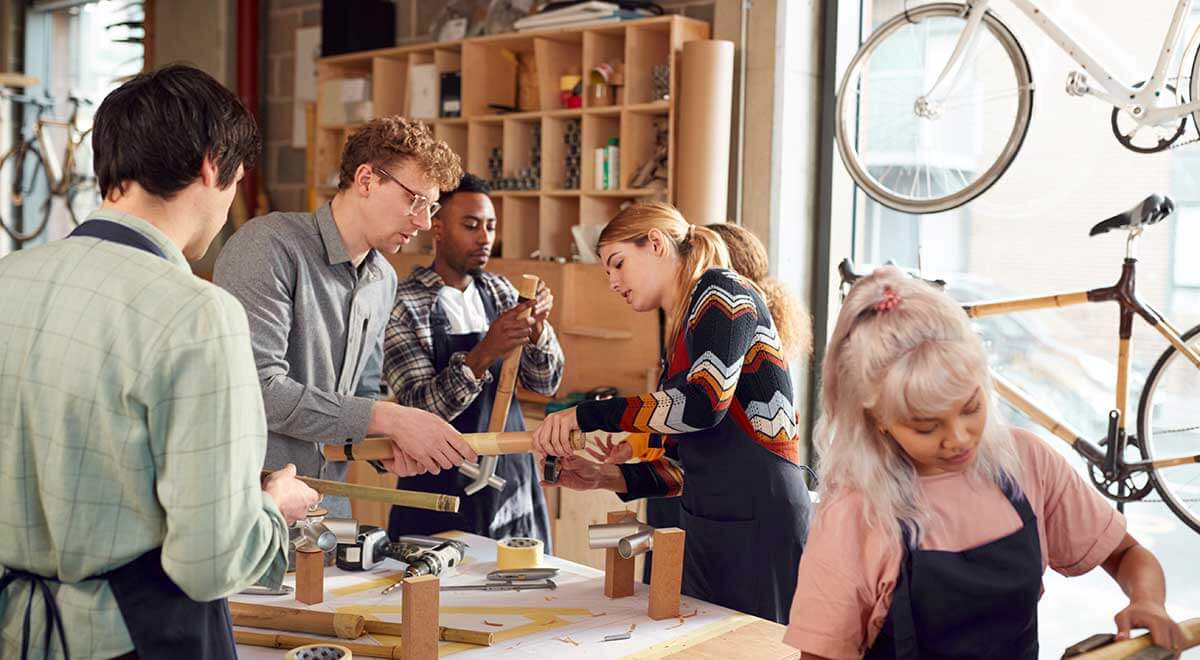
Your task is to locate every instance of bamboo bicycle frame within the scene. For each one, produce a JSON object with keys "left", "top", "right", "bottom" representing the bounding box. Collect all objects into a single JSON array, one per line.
[{"left": 965, "top": 244, "right": 1200, "bottom": 473}]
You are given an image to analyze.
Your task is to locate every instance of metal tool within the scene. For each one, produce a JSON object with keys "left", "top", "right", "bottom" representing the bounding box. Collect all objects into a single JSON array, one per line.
[
  {"left": 440, "top": 579, "right": 557, "bottom": 593},
  {"left": 238, "top": 584, "right": 294, "bottom": 596},
  {"left": 603, "top": 632, "right": 632, "bottom": 642},
  {"left": 486, "top": 568, "right": 558, "bottom": 582},
  {"left": 379, "top": 538, "right": 469, "bottom": 595},
  {"left": 335, "top": 524, "right": 388, "bottom": 571}
]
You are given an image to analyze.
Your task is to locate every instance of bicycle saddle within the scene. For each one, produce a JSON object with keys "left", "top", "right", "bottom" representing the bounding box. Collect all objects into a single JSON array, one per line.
[{"left": 1089, "top": 193, "right": 1173, "bottom": 237}]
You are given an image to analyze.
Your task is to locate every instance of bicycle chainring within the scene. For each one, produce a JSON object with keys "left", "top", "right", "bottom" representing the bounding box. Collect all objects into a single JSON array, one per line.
[
  {"left": 1111, "top": 82, "right": 1187, "bottom": 154},
  {"left": 1088, "top": 434, "right": 1156, "bottom": 502}
]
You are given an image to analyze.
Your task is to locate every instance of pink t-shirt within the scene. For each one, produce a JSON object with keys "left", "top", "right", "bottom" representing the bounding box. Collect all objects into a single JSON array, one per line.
[{"left": 782, "top": 427, "right": 1127, "bottom": 659}]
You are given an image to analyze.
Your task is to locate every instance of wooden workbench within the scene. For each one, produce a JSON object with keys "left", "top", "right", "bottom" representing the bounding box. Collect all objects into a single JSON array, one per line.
[{"left": 232, "top": 532, "right": 798, "bottom": 659}]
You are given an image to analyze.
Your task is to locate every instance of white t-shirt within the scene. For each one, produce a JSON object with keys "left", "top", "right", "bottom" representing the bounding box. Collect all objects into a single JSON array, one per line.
[{"left": 437, "top": 280, "right": 489, "bottom": 334}]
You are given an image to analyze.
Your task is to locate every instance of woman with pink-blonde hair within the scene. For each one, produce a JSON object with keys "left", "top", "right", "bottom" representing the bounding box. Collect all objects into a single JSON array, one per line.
[{"left": 784, "top": 266, "right": 1184, "bottom": 659}]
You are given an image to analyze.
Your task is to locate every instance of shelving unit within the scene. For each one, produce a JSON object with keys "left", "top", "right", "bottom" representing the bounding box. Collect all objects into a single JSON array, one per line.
[{"left": 310, "top": 15, "right": 715, "bottom": 397}]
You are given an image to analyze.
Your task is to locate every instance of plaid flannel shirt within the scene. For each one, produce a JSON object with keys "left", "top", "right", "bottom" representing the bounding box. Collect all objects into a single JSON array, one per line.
[{"left": 383, "top": 265, "right": 564, "bottom": 420}]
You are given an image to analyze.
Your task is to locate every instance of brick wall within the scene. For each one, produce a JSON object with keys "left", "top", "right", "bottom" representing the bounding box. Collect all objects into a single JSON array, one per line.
[{"left": 263, "top": 0, "right": 720, "bottom": 213}]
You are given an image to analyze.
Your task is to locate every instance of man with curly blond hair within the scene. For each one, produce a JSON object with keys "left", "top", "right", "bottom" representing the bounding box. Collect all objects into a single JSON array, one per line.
[{"left": 214, "top": 117, "right": 477, "bottom": 519}]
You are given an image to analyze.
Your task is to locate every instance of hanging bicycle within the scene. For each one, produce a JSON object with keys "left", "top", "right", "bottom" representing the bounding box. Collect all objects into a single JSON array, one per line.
[
  {"left": 836, "top": 0, "right": 1200, "bottom": 213},
  {"left": 0, "top": 91, "right": 99, "bottom": 243}
]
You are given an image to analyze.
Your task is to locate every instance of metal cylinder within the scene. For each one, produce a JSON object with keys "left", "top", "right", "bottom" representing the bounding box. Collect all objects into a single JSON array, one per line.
[
  {"left": 291, "top": 519, "right": 337, "bottom": 553},
  {"left": 323, "top": 518, "right": 359, "bottom": 544},
  {"left": 617, "top": 530, "right": 654, "bottom": 559},
  {"left": 587, "top": 522, "right": 652, "bottom": 549}
]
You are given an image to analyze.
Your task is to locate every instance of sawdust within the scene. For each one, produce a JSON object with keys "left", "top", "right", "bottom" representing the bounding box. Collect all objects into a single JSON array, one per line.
[{"left": 553, "top": 635, "right": 581, "bottom": 646}]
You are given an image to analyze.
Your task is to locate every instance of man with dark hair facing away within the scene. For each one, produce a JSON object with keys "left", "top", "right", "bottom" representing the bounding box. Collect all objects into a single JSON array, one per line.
[
  {"left": 214, "top": 117, "right": 478, "bottom": 519},
  {"left": 0, "top": 64, "right": 317, "bottom": 660},
  {"left": 383, "top": 173, "right": 562, "bottom": 547}
]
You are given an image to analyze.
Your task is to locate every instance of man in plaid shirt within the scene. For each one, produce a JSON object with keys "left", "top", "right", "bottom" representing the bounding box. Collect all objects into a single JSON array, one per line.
[{"left": 383, "top": 173, "right": 563, "bottom": 547}]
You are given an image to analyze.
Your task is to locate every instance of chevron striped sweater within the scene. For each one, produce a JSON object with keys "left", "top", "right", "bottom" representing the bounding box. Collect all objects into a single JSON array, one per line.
[{"left": 576, "top": 268, "right": 799, "bottom": 498}]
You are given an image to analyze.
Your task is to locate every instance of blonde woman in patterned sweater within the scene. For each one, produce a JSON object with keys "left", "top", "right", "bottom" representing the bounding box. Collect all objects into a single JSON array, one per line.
[{"left": 533, "top": 202, "right": 811, "bottom": 623}]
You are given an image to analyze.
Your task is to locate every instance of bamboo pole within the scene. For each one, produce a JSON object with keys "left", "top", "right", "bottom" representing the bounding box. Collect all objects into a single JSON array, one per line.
[
  {"left": 323, "top": 431, "right": 585, "bottom": 463},
  {"left": 261, "top": 470, "right": 459, "bottom": 513},
  {"left": 230, "top": 602, "right": 495, "bottom": 646},
  {"left": 235, "top": 630, "right": 402, "bottom": 659},
  {"left": 1071, "top": 617, "right": 1200, "bottom": 659},
  {"left": 491, "top": 275, "right": 540, "bottom": 429}
]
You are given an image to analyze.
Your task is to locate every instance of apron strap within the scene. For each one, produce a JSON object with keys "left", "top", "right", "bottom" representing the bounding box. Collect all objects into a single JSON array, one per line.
[{"left": 0, "top": 569, "right": 72, "bottom": 660}]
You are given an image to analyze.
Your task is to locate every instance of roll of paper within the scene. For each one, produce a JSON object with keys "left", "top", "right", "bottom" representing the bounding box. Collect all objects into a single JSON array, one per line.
[{"left": 676, "top": 40, "right": 735, "bottom": 226}]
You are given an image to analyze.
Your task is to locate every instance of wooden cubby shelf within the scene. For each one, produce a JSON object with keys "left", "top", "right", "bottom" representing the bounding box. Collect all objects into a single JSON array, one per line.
[{"left": 309, "top": 15, "right": 713, "bottom": 396}]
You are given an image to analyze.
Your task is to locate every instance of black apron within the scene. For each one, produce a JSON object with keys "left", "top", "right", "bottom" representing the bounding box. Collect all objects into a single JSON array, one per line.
[
  {"left": 865, "top": 478, "right": 1042, "bottom": 660},
  {"left": 0, "top": 219, "right": 238, "bottom": 660},
  {"left": 388, "top": 281, "right": 552, "bottom": 550},
  {"left": 656, "top": 360, "right": 811, "bottom": 624}
]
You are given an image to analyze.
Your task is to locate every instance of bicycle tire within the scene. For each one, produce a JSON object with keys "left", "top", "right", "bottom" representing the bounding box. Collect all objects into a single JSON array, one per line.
[
  {"left": 0, "top": 143, "right": 54, "bottom": 243},
  {"left": 835, "top": 3, "right": 1034, "bottom": 214},
  {"left": 1137, "top": 323, "right": 1200, "bottom": 534},
  {"left": 65, "top": 127, "right": 98, "bottom": 225}
]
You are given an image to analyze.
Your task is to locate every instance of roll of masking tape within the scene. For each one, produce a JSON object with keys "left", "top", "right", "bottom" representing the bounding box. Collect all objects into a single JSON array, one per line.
[
  {"left": 285, "top": 644, "right": 352, "bottom": 660},
  {"left": 496, "top": 537, "right": 544, "bottom": 569}
]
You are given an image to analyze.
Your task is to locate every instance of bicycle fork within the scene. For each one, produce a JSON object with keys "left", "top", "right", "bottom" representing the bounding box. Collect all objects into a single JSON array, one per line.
[{"left": 917, "top": 1, "right": 991, "bottom": 113}]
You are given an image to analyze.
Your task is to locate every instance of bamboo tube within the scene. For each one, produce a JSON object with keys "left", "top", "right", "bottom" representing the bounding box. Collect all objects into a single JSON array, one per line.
[
  {"left": 1071, "top": 617, "right": 1200, "bottom": 659},
  {"left": 230, "top": 602, "right": 495, "bottom": 646},
  {"left": 235, "top": 630, "right": 402, "bottom": 659},
  {"left": 363, "top": 619, "right": 495, "bottom": 647},
  {"left": 491, "top": 275, "right": 540, "bottom": 429},
  {"left": 323, "top": 431, "right": 585, "bottom": 463},
  {"left": 231, "top": 602, "right": 363, "bottom": 639},
  {"left": 262, "top": 470, "right": 459, "bottom": 513}
]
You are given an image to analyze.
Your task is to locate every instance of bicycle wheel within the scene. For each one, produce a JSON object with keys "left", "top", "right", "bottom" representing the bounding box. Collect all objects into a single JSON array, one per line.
[
  {"left": 1137, "top": 323, "right": 1200, "bottom": 534},
  {"left": 836, "top": 3, "right": 1034, "bottom": 214},
  {"left": 0, "top": 143, "right": 53, "bottom": 242},
  {"left": 65, "top": 128, "right": 99, "bottom": 225}
]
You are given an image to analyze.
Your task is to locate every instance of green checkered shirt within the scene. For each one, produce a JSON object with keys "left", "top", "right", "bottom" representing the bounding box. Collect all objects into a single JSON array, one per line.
[{"left": 0, "top": 209, "right": 289, "bottom": 659}]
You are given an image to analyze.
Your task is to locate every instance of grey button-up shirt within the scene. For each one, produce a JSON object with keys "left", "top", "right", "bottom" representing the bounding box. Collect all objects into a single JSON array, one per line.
[{"left": 214, "top": 203, "right": 397, "bottom": 517}]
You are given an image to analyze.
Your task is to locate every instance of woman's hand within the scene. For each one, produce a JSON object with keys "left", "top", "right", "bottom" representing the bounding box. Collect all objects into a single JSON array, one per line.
[
  {"left": 539, "top": 455, "right": 627, "bottom": 492},
  {"left": 1112, "top": 600, "right": 1186, "bottom": 653},
  {"left": 532, "top": 406, "right": 580, "bottom": 456},
  {"left": 585, "top": 434, "right": 634, "bottom": 463}
]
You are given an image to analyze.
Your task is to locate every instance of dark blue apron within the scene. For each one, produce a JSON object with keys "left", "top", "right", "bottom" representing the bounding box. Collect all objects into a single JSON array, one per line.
[
  {"left": 0, "top": 219, "right": 238, "bottom": 660},
  {"left": 388, "top": 281, "right": 552, "bottom": 550},
  {"left": 865, "top": 478, "right": 1041, "bottom": 660},
  {"left": 654, "top": 360, "right": 811, "bottom": 624}
]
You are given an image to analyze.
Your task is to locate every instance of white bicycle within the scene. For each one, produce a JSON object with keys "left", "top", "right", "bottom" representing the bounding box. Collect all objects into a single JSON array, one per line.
[{"left": 836, "top": 0, "right": 1200, "bottom": 213}]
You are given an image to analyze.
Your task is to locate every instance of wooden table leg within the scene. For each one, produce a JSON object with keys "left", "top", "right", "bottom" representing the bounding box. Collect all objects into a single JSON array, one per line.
[
  {"left": 604, "top": 510, "right": 637, "bottom": 598},
  {"left": 648, "top": 527, "right": 685, "bottom": 620},
  {"left": 401, "top": 575, "right": 440, "bottom": 660}
]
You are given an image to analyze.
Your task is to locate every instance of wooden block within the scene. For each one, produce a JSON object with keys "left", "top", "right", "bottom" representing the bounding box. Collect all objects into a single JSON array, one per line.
[
  {"left": 401, "top": 574, "right": 440, "bottom": 660},
  {"left": 603, "top": 510, "right": 637, "bottom": 599},
  {"left": 648, "top": 527, "right": 685, "bottom": 620},
  {"left": 294, "top": 548, "right": 324, "bottom": 605}
]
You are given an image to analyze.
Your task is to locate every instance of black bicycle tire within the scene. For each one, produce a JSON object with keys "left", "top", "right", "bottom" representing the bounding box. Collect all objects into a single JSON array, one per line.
[
  {"left": 1136, "top": 322, "right": 1200, "bottom": 534},
  {"left": 0, "top": 143, "right": 54, "bottom": 243}
]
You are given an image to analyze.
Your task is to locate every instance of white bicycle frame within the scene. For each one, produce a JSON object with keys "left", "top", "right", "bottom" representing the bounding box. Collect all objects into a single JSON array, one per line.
[{"left": 927, "top": 0, "right": 1200, "bottom": 127}]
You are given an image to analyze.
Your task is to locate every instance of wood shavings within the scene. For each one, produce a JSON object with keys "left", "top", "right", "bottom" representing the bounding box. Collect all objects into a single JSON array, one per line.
[
  {"left": 681, "top": 609, "right": 698, "bottom": 619},
  {"left": 543, "top": 596, "right": 556, "bottom": 601},
  {"left": 483, "top": 620, "right": 504, "bottom": 627},
  {"left": 666, "top": 619, "right": 685, "bottom": 630},
  {"left": 626, "top": 623, "right": 637, "bottom": 634},
  {"left": 552, "top": 635, "right": 581, "bottom": 646},
  {"left": 590, "top": 611, "right": 607, "bottom": 618}
]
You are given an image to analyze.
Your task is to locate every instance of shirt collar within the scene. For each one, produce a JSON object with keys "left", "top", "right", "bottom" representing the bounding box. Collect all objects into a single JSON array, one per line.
[
  {"left": 83, "top": 208, "right": 190, "bottom": 271},
  {"left": 317, "top": 202, "right": 384, "bottom": 277},
  {"left": 316, "top": 202, "right": 354, "bottom": 266}
]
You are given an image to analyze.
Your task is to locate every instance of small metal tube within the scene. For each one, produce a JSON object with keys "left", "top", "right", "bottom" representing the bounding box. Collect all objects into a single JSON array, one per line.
[
  {"left": 587, "top": 522, "right": 652, "bottom": 549},
  {"left": 323, "top": 518, "right": 359, "bottom": 544},
  {"left": 617, "top": 530, "right": 653, "bottom": 559}
]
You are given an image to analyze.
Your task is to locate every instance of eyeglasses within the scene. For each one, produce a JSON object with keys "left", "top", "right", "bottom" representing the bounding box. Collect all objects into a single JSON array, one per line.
[{"left": 374, "top": 165, "right": 441, "bottom": 217}]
